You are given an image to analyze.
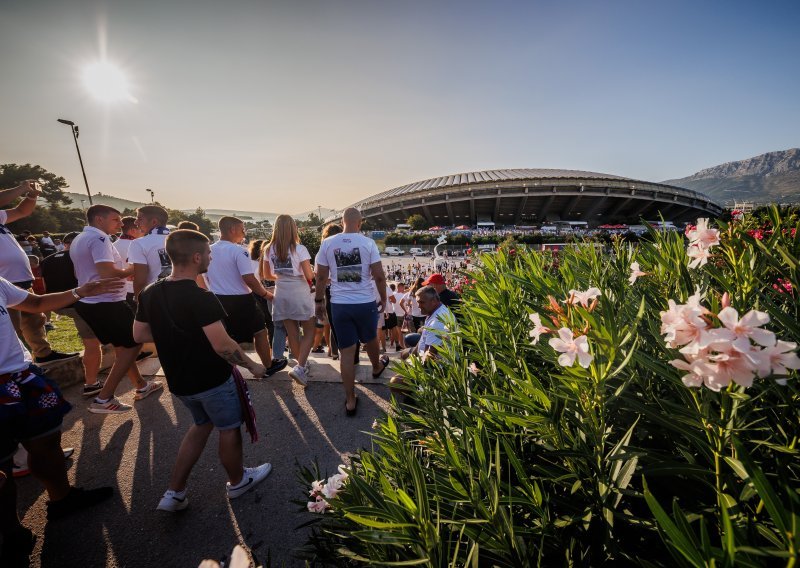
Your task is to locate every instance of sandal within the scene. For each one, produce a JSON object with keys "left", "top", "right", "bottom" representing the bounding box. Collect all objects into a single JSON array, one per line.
[{"left": 372, "top": 355, "right": 390, "bottom": 379}]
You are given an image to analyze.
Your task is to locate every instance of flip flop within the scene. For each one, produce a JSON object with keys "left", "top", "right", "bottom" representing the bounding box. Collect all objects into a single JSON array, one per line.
[
  {"left": 372, "top": 355, "right": 390, "bottom": 379},
  {"left": 345, "top": 396, "right": 359, "bottom": 417}
]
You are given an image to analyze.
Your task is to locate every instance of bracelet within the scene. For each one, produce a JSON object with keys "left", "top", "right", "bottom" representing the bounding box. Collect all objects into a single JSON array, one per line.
[{"left": 70, "top": 288, "right": 82, "bottom": 300}]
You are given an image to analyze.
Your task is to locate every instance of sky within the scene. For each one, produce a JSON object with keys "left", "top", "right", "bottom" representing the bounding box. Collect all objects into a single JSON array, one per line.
[{"left": 1, "top": 0, "right": 798, "bottom": 214}]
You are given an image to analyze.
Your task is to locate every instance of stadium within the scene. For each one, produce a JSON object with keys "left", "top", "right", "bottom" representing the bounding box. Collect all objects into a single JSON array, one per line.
[{"left": 345, "top": 169, "right": 724, "bottom": 228}]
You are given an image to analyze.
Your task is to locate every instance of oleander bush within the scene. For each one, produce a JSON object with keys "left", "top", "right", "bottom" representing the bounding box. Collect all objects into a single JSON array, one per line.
[{"left": 297, "top": 206, "right": 799, "bottom": 567}]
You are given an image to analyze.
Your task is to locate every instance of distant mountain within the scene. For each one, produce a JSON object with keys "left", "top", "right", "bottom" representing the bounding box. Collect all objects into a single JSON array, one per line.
[
  {"left": 56, "top": 191, "right": 335, "bottom": 222},
  {"left": 664, "top": 148, "right": 800, "bottom": 205}
]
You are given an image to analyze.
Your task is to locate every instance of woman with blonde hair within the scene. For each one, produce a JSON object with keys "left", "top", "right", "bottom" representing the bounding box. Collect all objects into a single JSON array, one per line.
[{"left": 261, "top": 215, "right": 315, "bottom": 387}]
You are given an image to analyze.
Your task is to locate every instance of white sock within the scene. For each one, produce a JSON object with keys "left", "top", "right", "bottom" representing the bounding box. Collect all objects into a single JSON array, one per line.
[{"left": 95, "top": 397, "right": 110, "bottom": 404}]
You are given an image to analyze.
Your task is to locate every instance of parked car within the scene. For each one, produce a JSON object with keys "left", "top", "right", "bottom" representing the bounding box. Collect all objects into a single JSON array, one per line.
[
  {"left": 408, "top": 248, "right": 430, "bottom": 256},
  {"left": 383, "top": 247, "right": 406, "bottom": 256}
]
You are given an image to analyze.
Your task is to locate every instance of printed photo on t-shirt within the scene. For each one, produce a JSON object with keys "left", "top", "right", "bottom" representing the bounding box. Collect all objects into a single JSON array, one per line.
[
  {"left": 271, "top": 254, "right": 294, "bottom": 275},
  {"left": 333, "top": 247, "right": 362, "bottom": 282},
  {"left": 158, "top": 249, "right": 172, "bottom": 278}
]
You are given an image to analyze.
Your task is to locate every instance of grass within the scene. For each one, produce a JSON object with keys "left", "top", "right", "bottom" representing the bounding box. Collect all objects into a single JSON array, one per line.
[{"left": 47, "top": 313, "right": 84, "bottom": 353}]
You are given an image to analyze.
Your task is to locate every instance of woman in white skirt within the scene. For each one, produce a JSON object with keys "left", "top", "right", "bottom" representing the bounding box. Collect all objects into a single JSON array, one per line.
[{"left": 261, "top": 215, "right": 316, "bottom": 387}]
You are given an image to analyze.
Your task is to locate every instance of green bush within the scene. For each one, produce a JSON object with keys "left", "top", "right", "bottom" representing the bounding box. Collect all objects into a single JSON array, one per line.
[{"left": 297, "top": 206, "right": 800, "bottom": 566}]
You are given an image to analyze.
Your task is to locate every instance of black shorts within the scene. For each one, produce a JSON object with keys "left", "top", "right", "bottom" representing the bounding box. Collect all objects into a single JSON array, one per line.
[
  {"left": 385, "top": 313, "right": 398, "bottom": 330},
  {"left": 216, "top": 294, "right": 267, "bottom": 343},
  {"left": 75, "top": 300, "right": 139, "bottom": 348}
]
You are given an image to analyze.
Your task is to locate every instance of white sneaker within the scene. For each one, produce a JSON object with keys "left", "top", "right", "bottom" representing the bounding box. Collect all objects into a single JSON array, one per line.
[
  {"left": 89, "top": 397, "right": 132, "bottom": 414},
  {"left": 134, "top": 380, "right": 164, "bottom": 400},
  {"left": 227, "top": 463, "right": 272, "bottom": 499},
  {"left": 288, "top": 365, "right": 308, "bottom": 387},
  {"left": 157, "top": 489, "right": 189, "bottom": 512}
]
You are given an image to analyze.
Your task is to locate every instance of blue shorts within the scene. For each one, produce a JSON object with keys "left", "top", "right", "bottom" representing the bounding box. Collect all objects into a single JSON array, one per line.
[
  {"left": 330, "top": 301, "right": 379, "bottom": 350},
  {"left": 176, "top": 377, "right": 242, "bottom": 430}
]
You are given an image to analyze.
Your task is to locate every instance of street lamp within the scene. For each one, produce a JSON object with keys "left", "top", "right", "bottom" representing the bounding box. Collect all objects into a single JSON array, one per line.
[
  {"left": 145, "top": 188, "right": 154, "bottom": 203},
  {"left": 80, "top": 199, "right": 86, "bottom": 212},
  {"left": 57, "top": 119, "right": 93, "bottom": 205}
]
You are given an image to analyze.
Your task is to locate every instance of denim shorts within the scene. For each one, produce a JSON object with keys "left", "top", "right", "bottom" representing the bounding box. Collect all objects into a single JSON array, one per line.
[
  {"left": 176, "top": 377, "right": 242, "bottom": 430},
  {"left": 330, "top": 301, "right": 379, "bottom": 349}
]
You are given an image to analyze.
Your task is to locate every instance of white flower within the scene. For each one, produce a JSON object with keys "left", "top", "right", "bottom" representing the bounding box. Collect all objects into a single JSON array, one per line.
[
  {"left": 629, "top": 262, "right": 647, "bottom": 285},
  {"left": 716, "top": 307, "right": 776, "bottom": 352},
  {"left": 567, "top": 287, "right": 602, "bottom": 308},
  {"left": 686, "top": 218, "right": 720, "bottom": 250},
  {"left": 468, "top": 362, "right": 479, "bottom": 375},
  {"left": 309, "top": 480, "right": 325, "bottom": 497},
  {"left": 528, "top": 313, "right": 548, "bottom": 344},
  {"left": 336, "top": 464, "right": 349, "bottom": 482},
  {"left": 548, "top": 327, "right": 593, "bottom": 368},
  {"left": 371, "top": 419, "right": 379, "bottom": 429}
]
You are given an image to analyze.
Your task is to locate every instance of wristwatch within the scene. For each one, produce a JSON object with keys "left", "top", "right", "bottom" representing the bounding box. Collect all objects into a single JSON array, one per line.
[{"left": 70, "top": 288, "right": 83, "bottom": 300}]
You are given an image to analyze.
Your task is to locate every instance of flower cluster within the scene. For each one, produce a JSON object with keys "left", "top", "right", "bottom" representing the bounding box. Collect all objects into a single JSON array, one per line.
[
  {"left": 307, "top": 465, "right": 349, "bottom": 514},
  {"left": 685, "top": 218, "right": 720, "bottom": 269},
  {"left": 661, "top": 293, "right": 800, "bottom": 390}
]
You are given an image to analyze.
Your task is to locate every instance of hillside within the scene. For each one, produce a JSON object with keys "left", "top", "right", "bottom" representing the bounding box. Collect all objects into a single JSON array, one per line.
[
  {"left": 664, "top": 148, "right": 800, "bottom": 205},
  {"left": 56, "top": 191, "right": 335, "bottom": 222}
]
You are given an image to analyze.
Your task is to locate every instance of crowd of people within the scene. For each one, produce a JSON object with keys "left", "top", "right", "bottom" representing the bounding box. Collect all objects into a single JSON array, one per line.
[{"left": 0, "top": 181, "right": 462, "bottom": 565}]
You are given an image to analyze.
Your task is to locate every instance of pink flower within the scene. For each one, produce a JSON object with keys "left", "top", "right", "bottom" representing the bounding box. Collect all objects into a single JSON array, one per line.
[
  {"left": 322, "top": 473, "right": 346, "bottom": 499},
  {"left": 716, "top": 307, "right": 776, "bottom": 352},
  {"left": 660, "top": 293, "right": 709, "bottom": 348},
  {"left": 670, "top": 352, "right": 709, "bottom": 388},
  {"left": 687, "top": 244, "right": 713, "bottom": 269},
  {"left": 548, "top": 328, "right": 593, "bottom": 368},
  {"left": 706, "top": 348, "right": 757, "bottom": 389},
  {"left": 307, "top": 497, "right": 330, "bottom": 513},
  {"left": 528, "top": 313, "right": 549, "bottom": 344},
  {"left": 468, "top": 362, "right": 479, "bottom": 375},
  {"left": 566, "top": 287, "right": 602, "bottom": 307},
  {"left": 686, "top": 218, "right": 720, "bottom": 249},
  {"left": 629, "top": 262, "right": 647, "bottom": 285},
  {"left": 750, "top": 340, "right": 800, "bottom": 378},
  {"left": 309, "top": 480, "right": 325, "bottom": 497}
]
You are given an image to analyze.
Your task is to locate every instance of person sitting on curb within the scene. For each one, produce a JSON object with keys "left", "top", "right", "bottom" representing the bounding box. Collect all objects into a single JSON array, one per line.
[
  {"left": 0, "top": 275, "right": 124, "bottom": 566},
  {"left": 388, "top": 285, "right": 453, "bottom": 399}
]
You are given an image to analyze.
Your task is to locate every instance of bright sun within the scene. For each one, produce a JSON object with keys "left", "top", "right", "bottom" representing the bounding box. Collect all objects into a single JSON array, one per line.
[{"left": 82, "top": 61, "right": 134, "bottom": 103}]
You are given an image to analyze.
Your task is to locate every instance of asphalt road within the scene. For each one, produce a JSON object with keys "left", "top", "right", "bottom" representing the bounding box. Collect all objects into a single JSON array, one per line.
[{"left": 16, "top": 351, "right": 396, "bottom": 568}]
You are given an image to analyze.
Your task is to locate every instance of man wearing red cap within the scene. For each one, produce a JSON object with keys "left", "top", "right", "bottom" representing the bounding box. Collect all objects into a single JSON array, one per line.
[{"left": 422, "top": 273, "right": 461, "bottom": 311}]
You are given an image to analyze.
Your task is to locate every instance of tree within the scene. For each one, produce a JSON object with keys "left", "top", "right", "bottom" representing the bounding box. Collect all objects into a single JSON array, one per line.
[
  {"left": 300, "top": 227, "right": 321, "bottom": 262},
  {"left": 296, "top": 212, "right": 322, "bottom": 228},
  {"left": 0, "top": 163, "right": 72, "bottom": 206},
  {"left": 407, "top": 214, "right": 428, "bottom": 230}
]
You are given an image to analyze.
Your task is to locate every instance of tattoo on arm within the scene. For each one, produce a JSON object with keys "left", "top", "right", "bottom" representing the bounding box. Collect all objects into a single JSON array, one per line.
[{"left": 220, "top": 349, "right": 250, "bottom": 367}]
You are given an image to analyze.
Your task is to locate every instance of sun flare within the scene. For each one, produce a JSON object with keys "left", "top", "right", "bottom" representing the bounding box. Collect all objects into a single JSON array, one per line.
[{"left": 82, "top": 61, "right": 134, "bottom": 103}]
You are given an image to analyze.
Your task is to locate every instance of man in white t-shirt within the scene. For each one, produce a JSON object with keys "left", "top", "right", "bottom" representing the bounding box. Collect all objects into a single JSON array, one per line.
[
  {"left": 129, "top": 205, "right": 172, "bottom": 299},
  {"left": 70, "top": 205, "right": 163, "bottom": 414},
  {"left": 314, "top": 208, "right": 390, "bottom": 416},
  {"left": 112, "top": 216, "right": 142, "bottom": 305},
  {"left": 0, "top": 180, "right": 77, "bottom": 364},
  {"left": 1, "top": 275, "right": 123, "bottom": 552},
  {"left": 204, "top": 216, "right": 287, "bottom": 377}
]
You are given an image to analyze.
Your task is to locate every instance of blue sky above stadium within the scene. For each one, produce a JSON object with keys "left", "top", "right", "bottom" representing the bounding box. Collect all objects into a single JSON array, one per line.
[{"left": 1, "top": 0, "right": 798, "bottom": 213}]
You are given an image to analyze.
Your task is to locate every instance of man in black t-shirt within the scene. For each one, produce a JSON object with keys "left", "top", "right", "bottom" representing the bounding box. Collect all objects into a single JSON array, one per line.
[
  {"left": 422, "top": 273, "right": 461, "bottom": 313},
  {"left": 133, "top": 230, "right": 273, "bottom": 512}
]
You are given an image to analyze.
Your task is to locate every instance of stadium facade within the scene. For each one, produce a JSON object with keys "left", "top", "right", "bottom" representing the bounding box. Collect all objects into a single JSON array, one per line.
[{"left": 345, "top": 169, "right": 723, "bottom": 228}]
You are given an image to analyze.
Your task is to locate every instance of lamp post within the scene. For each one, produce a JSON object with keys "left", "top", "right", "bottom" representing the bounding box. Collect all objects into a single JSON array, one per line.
[
  {"left": 80, "top": 199, "right": 86, "bottom": 212},
  {"left": 146, "top": 188, "right": 154, "bottom": 203},
  {"left": 57, "top": 119, "right": 93, "bottom": 205}
]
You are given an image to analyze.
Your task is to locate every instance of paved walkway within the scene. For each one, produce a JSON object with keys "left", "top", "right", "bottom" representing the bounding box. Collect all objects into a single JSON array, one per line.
[{"left": 17, "top": 350, "right": 399, "bottom": 567}]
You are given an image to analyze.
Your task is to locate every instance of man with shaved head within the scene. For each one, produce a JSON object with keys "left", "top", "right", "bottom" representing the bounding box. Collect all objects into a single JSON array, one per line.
[{"left": 314, "top": 208, "right": 390, "bottom": 416}]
